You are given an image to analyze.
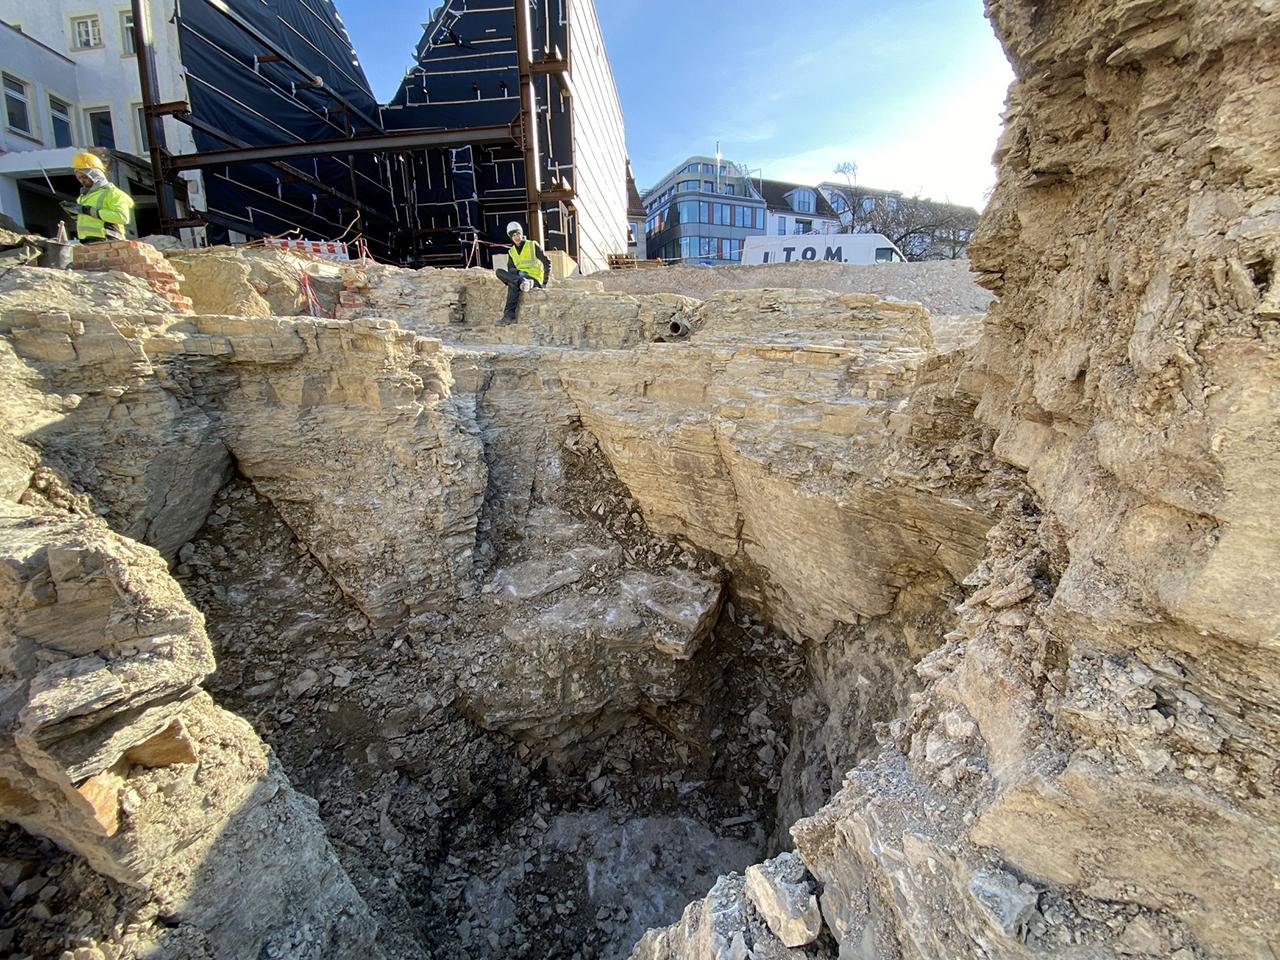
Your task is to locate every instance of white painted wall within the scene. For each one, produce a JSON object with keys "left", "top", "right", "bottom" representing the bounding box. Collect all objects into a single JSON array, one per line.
[
  {"left": 0, "top": 0, "right": 206, "bottom": 216},
  {"left": 568, "top": 0, "right": 628, "bottom": 275},
  {"left": 0, "top": 22, "right": 81, "bottom": 153},
  {"left": 765, "top": 209, "right": 841, "bottom": 237}
]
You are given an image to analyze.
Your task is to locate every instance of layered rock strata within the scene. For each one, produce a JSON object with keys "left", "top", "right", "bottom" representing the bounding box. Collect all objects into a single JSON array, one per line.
[
  {"left": 0, "top": 474, "right": 379, "bottom": 957},
  {"left": 0, "top": 253, "right": 1001, "bottom": 958},
  {"left": 636, "top": 1, "right": 1280, "bottom": 958}
]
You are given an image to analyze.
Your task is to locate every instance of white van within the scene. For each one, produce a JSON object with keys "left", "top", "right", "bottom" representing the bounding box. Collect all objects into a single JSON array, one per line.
[{"left": 741, "top": 233, "right": 904, "bottom": 265}]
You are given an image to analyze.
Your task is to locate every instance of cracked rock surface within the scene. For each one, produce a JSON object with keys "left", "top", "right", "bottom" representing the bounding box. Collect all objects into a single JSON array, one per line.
[{"left": 2, "top": 2, "right": 1279, "bottom": 956}]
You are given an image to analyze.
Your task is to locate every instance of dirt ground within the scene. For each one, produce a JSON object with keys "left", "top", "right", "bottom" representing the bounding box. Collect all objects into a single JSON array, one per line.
[{"left": 589, "top": 259, "right": 993, "bottom": 316}]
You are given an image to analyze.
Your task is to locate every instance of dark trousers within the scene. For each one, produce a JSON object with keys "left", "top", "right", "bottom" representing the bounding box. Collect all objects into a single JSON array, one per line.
[{"left": 496, "top": 267, "right": 540, "bottom": 324}]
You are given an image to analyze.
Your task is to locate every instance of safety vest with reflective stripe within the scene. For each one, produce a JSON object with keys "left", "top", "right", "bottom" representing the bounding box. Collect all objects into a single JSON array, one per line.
[
  {"left": 77, "top": 184, "right": 134, "bottom": 241},
  {"left": 509, "top": 239, "right": 545, "bottom": 284}
]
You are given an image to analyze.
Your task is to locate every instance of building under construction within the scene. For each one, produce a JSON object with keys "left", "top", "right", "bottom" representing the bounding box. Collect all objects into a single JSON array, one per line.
[{"left": 152, "top": 0, "right": 629, "bottom": 271}]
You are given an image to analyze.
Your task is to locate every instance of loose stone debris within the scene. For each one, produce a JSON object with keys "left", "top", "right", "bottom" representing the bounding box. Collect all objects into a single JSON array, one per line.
[{"left": 1, "top": 2, "right": 1278, "bottom": 958}]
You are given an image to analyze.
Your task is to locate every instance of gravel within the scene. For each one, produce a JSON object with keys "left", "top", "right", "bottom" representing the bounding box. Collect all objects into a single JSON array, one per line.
[{"left": 592, "top": 258, "right": 994, "bottom": 316}]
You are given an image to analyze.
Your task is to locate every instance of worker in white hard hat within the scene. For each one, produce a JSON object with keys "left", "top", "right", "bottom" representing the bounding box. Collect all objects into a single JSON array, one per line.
[
  {"left": 497, "top": 221, "right": 551, "bottom": 325},
  {"left": 61, "top": 152, "right": 134, "bottom": 242}
]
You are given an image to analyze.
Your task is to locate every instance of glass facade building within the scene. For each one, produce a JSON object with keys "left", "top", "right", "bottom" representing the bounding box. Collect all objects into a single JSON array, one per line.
[
  {"left": 641, "top": 156, "right": 766, "bottom": 264},
  {"left": 641, "top": 157, "right": 847, "bottom": 264}
]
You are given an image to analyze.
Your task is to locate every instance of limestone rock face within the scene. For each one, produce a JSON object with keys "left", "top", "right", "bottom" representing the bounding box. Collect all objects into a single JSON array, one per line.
[
  {"left": 341, "top": 263, "right": 698, "bottom": 348},
  {"left": 634, "top": 3, "right": 1280, "bottom": 960},
  {"left": 173, "top": 316, "right": 488, "bottom": 628},
  {"left": 630, "top": 872, "right": 828, "bottom": 960},
  {"left": 0, "top": 292, "right": 487, "bottom": 628},
  {"left": 459, "top": 505, "right": 724, "bottom": 747},
  {"left": 744, "top": 853, "right": 823, "bottom": 947},
  {"left": 0, "top": 270, "right": 230, "bottom": 562},
  {"left": 168, "top": 246, "right": 341, "bottom": 317},
  {"left": 0, "top": 495, "right": 379, "bottom": 958},
  {"left": 561, "top": 289, "right": 994, "bottom": 641}
]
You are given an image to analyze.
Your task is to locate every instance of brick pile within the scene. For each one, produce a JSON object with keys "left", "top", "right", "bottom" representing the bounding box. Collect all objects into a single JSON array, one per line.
[
  {"left": 336, "top": 268, "right": 372, "bottom": 319},
  {"left": 73, "top": 241, "right": 194, "bottom": 313}
]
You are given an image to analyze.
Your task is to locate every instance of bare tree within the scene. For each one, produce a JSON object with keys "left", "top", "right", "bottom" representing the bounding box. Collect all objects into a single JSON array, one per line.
[{"left": 829, "top": 162, "right": 979, "bottom": 261}]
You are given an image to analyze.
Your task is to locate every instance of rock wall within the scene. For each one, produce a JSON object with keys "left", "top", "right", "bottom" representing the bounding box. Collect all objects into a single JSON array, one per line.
[
  {"left": 0, "top": 466, "right": 379, "bottom": 957},
  {"left": 0, "top": 271, "right": 229, "bottom": 563},
  {"left": 635, "top": 2, "right": 1280, "bottom": 959},
  {"left": 560, "top": 289, "right": 994, "bottom": 643}
]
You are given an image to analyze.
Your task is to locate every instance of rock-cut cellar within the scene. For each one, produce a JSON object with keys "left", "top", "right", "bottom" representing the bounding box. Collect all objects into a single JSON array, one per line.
[{"left": 1, "top": 1, "right": 1279, "bottom": 959}]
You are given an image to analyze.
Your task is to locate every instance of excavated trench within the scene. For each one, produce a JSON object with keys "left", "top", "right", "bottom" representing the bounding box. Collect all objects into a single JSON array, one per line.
[
  {"left": 176, "top": 462, "right": 826, "bottom": 960},
  {"left": 0, "top": 251, "right": 998, "bottom": 959},
  {"left": 6, "top": 5, "right": 1280, "bottom": 956},
  {"left": 176, "top": 481, "right": 808, "bottom": 960}
]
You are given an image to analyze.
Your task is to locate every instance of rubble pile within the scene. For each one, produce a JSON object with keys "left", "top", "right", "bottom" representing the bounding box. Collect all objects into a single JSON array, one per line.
[
  {"left": 72, "top": 242, "right": 193, "bottom": 314},
  {"left": 0, "top": 1, "right": 1277, "bottom": 957}
]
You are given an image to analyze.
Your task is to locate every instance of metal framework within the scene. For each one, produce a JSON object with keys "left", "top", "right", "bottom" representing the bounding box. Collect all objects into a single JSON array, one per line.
[
  {"left": 130, "top": 0, "right": 584, "bottom": 265},
  {"left": 164, "top": 124, "right": 518, "bottom": 170}
]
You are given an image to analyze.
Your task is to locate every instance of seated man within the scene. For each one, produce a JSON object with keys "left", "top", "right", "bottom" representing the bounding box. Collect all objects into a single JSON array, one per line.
[{"left": 496, "top": 221, "right": 552, "bottom": 324}]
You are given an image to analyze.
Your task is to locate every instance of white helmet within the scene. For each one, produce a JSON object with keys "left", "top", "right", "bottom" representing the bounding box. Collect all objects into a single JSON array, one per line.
[{"left": 506, "top": 221, "right": 523, "bottom": 236}]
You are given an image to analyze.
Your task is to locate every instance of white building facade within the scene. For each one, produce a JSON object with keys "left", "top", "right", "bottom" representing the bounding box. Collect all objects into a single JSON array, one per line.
[{"left": 0, "top": 2, "right": 205, "bottom": 235}]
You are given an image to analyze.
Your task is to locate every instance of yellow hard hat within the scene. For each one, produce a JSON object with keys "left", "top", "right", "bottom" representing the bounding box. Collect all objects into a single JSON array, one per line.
[{"left": 72, "top": 152, "right": 106, "bottom": 172}]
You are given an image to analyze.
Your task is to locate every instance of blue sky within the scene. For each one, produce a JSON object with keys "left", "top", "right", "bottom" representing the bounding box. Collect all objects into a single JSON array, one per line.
[{"left": 335, "top": 0, "right": 1013, "bottom": 209}]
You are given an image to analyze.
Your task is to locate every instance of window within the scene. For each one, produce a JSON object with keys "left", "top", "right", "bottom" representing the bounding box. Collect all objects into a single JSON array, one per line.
[
  {"left": 72, "top": 15, "right": 103, "bottom": 49},
  {"left": 875, "top": 247, "right": 898, "bottom": 263},
  {"left": 829, "top": 193, "right": 848, "bottom": 214},
  {"left": 3, "top": 74, "right": 33, "bottom": 136},
  {"left": 121, "top": 11, "right": 136, "bottom": 55},
  {"left": 792, "top": 190, "right": 814, "bottom": 213},
  {"left": 87, "top": 108, "right": 115, "bottom": 148},
  {"left": 49, "top": 96, "right": 73, "bottom": 147},
  {"left": 722, "top": 183, "right": 735, "bottom": 196},
  {"left": 777, "top": 216, "right": 786, "bottom": 235},
  {"left": 702, "top": 180, "right": 714, "bottom": 193},
  {"left": 135, "top": 105, "right": 149, "bottom": 152},
  {"left": 795, "top": 219, "right": 812, "bottom": 234}
]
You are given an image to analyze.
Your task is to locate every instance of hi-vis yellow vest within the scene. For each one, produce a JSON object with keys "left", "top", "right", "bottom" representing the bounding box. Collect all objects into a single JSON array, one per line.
[
  {"left": 509, "top": 239, "right": 544, "bottom": 284},
  {"left": 77, "top": 184, "right": 134, "bottom": 240}
]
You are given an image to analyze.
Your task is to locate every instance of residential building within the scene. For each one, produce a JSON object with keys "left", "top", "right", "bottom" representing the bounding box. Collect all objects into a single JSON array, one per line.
[
  {"left": 641, "top": 158, "right": 853, "bottom": 265},
  {"left": 641, "top": 156, "right": 766, "bottom": 264},
  {"left": 641, "top": 152, "right": 981, "bottom": 264},
  {"left": 0, "top": 5, "right": 205, "bottom": 238},
  {"left": 756, "top": 178, "right": 842, "bottom": 239}
]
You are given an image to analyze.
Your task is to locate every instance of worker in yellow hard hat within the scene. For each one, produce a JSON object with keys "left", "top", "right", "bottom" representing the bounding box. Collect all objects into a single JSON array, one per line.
[{"left": 61, "top": 152, "right": 134, "bottom": 243}]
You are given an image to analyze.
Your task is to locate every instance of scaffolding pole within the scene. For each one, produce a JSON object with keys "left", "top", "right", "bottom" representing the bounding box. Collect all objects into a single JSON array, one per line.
[
  {"left": 131, "top": 0, "right": 180, "bottom": 230},
  {"left": 513, "top": 0, "right": 544, "bottom": 246}
]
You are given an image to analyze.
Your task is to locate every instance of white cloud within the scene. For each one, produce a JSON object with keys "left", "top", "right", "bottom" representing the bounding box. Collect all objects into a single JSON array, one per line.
[{"left": 754, "top": 54, "right": 1014, "bottom": 209}]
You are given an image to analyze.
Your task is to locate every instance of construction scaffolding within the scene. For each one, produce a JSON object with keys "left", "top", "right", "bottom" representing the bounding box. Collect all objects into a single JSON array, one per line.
[
  {"left": 132, "top": 0, "right": 623, "bottom": 268},
  {"left": 380, "top": 0, "right": 578, "bottom": 267}
]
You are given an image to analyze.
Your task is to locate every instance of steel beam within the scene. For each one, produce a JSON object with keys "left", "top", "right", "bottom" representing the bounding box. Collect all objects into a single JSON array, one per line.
[
  {"left": 144, "top": 99, "right": 191, "bottom": 117},
  {"left": 130, "top": 0, "right": 179, "bottom": 228},
  {"left": 164, "top": 124, "right": 517, "bottom": 171},
  {"left": 176, "top": 114, "right": 394, "bottom": 225},
  {"left": 513, "top": 0, "right": 544, "bottom": 246}
]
